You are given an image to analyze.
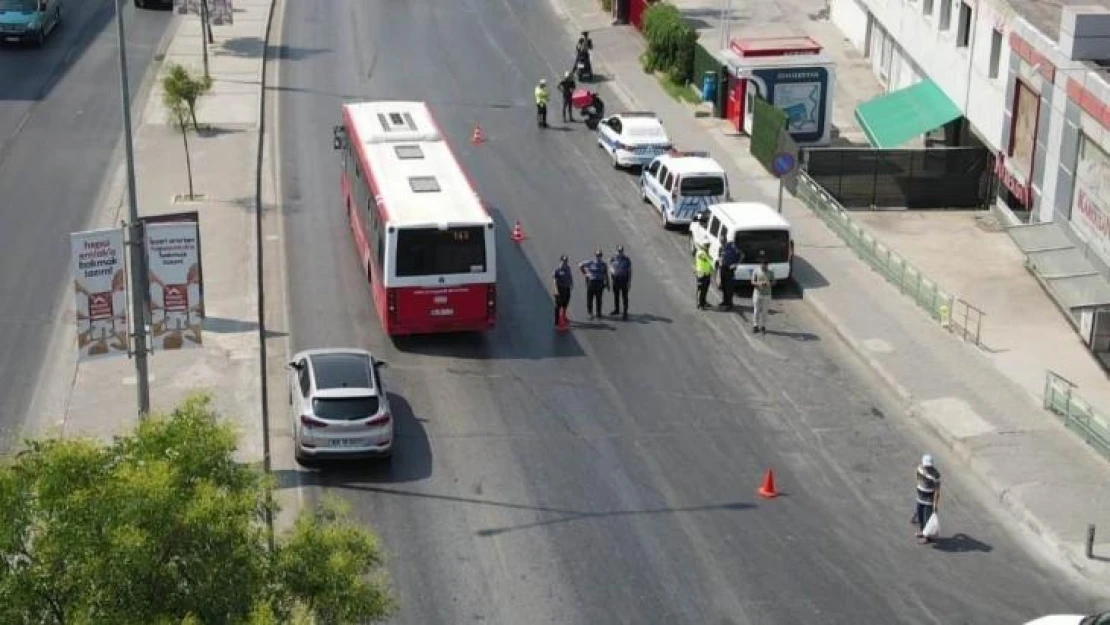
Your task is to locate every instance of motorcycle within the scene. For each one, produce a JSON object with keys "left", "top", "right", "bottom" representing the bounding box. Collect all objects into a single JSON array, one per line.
[
  {"left": 574, "top": 50, "right": 594, "bottom": 82},
  {"left": 572, "top": 89, "right": 605, "bottom": 130}
]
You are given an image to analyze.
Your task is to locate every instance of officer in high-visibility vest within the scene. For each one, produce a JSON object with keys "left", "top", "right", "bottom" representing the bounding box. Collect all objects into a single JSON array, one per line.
[
  {"left": 535, "top": 79, "right": 550, "bottom": 128},
  {"left": 694, "top": 243, "right": 713, "bottom": 310}
]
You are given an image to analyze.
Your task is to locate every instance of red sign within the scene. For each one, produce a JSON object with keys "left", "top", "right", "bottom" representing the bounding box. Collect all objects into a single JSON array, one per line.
[
  {"left": 164, "top": 284, "right": 189, "bottom": 312},
  {"left": 996, "top": 154, "right": 1032, "bottom": 208},
  {"left": 89, "top": 292, "right": 113, "bottom": 321}
]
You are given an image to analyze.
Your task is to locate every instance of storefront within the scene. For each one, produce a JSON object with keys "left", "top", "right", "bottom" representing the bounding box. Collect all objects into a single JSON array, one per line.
[
  {"left": 1068, "top": 134, "right": 1110, "bottom": 267},
  {"left": 996, "top": 78, "right": 1039, "bottom": 217}
]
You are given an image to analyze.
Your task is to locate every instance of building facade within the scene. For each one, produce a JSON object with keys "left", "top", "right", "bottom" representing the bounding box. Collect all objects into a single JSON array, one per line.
[{"left": 831, "top": 0, "right": 1110, "bottom": 345}]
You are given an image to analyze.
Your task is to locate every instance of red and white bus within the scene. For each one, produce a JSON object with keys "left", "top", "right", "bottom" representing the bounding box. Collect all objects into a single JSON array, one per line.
[{"left": 333, "top": 101, "right": 497, "bottom": 335}]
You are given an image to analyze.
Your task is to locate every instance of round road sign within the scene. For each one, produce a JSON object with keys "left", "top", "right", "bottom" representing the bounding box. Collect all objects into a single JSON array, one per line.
[{"left": 772, "top": 152, "right": 797, "bottom": 177}]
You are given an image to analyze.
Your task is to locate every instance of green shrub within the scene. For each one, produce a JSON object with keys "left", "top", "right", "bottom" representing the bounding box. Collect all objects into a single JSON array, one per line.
[
  {"left": 600, "top": 0, "right": 612, "bottom": 11},
  {"left": 640, "top": 2, "right": 697, "bottom": 84}
]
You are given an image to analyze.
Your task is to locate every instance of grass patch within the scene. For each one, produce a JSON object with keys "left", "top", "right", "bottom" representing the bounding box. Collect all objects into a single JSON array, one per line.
[{"left": 656, "top": 73, "right": 701, "bottom": 104}]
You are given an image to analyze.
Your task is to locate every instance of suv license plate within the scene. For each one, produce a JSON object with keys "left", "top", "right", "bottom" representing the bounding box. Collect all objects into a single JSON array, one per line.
[
  {"left": 331, "top": 438, "right": 364, "bottom": 447},
  {"left": 430, "top": 308, "right": 454, "bottom": 317}
]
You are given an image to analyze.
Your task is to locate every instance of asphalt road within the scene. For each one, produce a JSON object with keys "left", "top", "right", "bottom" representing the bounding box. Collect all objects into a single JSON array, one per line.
[
  {"left": 0, "top": 0, "right": 173, "bottom": 446},
  {"left": 275, "top": 0, "right": 1099, "bottom": 622}
]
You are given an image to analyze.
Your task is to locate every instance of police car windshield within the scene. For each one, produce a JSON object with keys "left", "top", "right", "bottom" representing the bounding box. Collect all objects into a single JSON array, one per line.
[
  {"left": 680, "top": 176, "right": 725, "bottom": 196},
  {"left": 735, "top": 229, "right": 790, "bottom": 263},
  {"left": 395, "top": 226, "right": 487, "bottom": 277}
]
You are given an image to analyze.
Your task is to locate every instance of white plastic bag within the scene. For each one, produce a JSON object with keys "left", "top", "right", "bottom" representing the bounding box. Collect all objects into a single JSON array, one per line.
[{"left": 922, "top": 512, "right": 940, "bottom": 538}]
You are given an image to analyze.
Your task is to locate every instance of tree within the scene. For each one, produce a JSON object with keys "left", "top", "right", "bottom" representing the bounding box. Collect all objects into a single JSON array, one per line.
[
  {"left": 162, "top": 64, "right": 213, "bottom": 200},
  {"left": 0, "top": 394, "right": 395, "bottom": 625}
]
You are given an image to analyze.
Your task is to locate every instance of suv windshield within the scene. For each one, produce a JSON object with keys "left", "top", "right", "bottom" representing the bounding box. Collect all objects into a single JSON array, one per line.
[
  {"left": 680, "top": 176, "right": 725, "bottom": 196},
  {"left": 0, "top": 0, "right": 38, "bottom": 10},
  {"left": 313, "top": 397, "right": 380, "bottom": 421},
  {"left": 735, "top": 229, "right": 791, "bottom": 263},
  {"left": 395, "top": 226, "right": 487, "bottom": 277}
]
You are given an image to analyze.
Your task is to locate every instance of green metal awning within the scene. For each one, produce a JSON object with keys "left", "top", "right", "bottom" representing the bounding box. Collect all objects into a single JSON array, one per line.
[{"left": 855, "top": 79, "right": 962, "bottom": 149}]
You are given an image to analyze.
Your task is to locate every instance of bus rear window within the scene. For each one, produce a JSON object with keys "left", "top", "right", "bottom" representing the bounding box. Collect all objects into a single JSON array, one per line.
[
  {"left": 734, "top": 229, "right": 791, "bottom": 263},
  {"left": 680, "top": 176, "right": 725, "bottom": 196},
  {"left": 395, "top": 226, "right": 487, "bottom": 277}
]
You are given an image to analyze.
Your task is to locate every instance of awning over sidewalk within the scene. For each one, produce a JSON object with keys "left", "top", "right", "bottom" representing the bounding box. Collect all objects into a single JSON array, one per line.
[
  {"left": 855, "top": 79, "right": 962, "bottom": 149},
  {"left": 1009, "top": 222, "right": 1110, "bottom": 318}
]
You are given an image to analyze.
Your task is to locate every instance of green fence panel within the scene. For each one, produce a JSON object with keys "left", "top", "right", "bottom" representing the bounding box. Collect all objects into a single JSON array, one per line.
[
  {"left": 750, "top": 97, "right": 787, "bottom": 174},
  {"left": 691, "top": 42, "right": 720, "bottom": 95}
]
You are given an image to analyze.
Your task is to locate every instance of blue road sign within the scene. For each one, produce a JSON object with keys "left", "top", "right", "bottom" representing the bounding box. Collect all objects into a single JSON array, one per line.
[{"left": 772, "top": 152, "right": 797, "bottom": 177}]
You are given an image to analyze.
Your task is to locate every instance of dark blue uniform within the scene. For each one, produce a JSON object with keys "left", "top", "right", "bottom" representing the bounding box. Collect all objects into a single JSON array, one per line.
[
  {"left": 719, "top": 241, "right": 741, "bottom": 308},
  {"left": 579, "top": 255, "right": 609, "bottom": 318},
  {"left": 553, "top": 262, "right": 574, "bottom": 324},
  {"left": 609, "top": 250, "right": 632, "bottom": 319}
]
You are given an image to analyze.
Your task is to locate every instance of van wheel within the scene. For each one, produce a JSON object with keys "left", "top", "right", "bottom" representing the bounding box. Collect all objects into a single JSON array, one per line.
[
  {"left": 640, "top": 186, "right": 649, "bottom": 204},
  {"left": 660, "top": 209, "right": 669, "bottom": 229}
]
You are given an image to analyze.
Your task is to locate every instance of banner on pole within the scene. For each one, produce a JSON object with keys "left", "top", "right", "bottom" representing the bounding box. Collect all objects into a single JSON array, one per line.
[
  {"left": 144, "top": 221, "right": 204, "bottom": 351},
  {"left": 71, "top": 228, "right": 130, "bottom": 362}
]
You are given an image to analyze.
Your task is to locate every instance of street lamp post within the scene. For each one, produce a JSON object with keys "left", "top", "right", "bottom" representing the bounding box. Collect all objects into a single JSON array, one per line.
[{"left": 112, "top": 0, "right": 151, "bottom": 417}]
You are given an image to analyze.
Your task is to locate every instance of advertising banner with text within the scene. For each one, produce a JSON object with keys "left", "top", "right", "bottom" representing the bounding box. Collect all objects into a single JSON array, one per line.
[
  {"left": 71, "top": 228, "right": 130, "bottom": 362},
  {"left": 145, "top": 222, "right": 204, "bottom": 352}
]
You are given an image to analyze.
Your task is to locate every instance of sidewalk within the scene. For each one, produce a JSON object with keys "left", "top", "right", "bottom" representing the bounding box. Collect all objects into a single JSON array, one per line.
[
  {"left": 551, "top": 0, "right": 1110, "bottom": 586},
  {"left": 27, "top": 1, "right": 271, "bottom": 465}
]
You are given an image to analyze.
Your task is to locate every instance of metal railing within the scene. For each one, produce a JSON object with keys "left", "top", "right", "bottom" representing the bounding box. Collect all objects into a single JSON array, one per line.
[
  {"left": 1044, "top": 371, "right": 1110, "bottom": 462},
  {"left": 795, "top": 172, "right": 986, "bottom": 346}
]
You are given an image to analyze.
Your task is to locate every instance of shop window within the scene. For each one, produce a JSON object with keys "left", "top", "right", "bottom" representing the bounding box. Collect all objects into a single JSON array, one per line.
[
  {"left": 989, "top": 28, "right": 1003, "bottom": 78},
  {"left": 956, "top": 2, "right": 972, "bottom": 47}
]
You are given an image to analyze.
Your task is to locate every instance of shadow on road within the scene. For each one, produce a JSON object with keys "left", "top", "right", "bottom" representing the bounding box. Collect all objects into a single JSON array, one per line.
[{"left": 931, "top": 533, "right": 994, "bottom": 553}]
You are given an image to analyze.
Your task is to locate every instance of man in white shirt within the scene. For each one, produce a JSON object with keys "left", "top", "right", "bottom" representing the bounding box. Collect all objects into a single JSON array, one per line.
[{"left": 751, "top": 255, "right": 774, "bottom": 334}]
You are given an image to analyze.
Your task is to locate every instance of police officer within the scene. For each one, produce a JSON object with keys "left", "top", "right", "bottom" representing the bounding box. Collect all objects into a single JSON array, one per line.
[
  {"left": 558, "top": 71, "right": 576, "bottom": 123},
  {"left": 609, "top": 245, "right": 632, "bottom": 320},
  {"left": 552, "top": 255, "right": 574, "bottom": 326},
  {"left": 578, "top": 249, "right": 609, "bottom": 319},
  {"left": 718, "top": 239, "right": 741, "bottom": 310},
  {"left": 535, "top": 78, "right": 550, "bottom": 128},
  {"left": 694, "top": 243, "right": 713, "bottom": 310}
]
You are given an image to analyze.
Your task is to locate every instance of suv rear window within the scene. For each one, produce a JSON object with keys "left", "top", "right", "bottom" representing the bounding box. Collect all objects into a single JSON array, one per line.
[
  {"left": 735, "top": 229, "right": 791, "bottom": 263},
  {"left": 312, "top": 397, "right": 380, "bottom": 421},
  {"left": 680, "top": 176, "right": 725, "bottom": 196}
]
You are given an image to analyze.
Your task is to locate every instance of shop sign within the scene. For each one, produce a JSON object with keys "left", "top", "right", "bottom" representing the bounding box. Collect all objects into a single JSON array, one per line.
[
  {"left": 1070, "top": 135, "right": 1110, "bottom": 264},
  {"left": 995, "top": 154, "right": 1032, "bottom": 207}
]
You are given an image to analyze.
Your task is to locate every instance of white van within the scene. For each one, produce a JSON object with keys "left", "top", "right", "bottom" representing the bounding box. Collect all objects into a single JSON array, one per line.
[
  {"left": 689, "top": 202, "right": 794, "bottom": 285},
  {"left": 640, "top": 151, "right": 730, "bottom": 228}
]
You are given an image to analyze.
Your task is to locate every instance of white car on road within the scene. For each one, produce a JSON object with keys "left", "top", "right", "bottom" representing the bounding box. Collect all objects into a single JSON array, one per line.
[
  {"left": 1024, "top": 612, "right": 1110, "bottom": 625},
  {"left": 288, "top": 348, "right": 392, "bottom": 464},
  {"left": 596, "top": 111, "right": 673, "bottom": 169}
]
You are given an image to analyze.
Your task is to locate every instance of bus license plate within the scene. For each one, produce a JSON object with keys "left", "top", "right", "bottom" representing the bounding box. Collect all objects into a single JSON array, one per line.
[{"left": 430, "top": 308, "right": 454, "bottom": 317}]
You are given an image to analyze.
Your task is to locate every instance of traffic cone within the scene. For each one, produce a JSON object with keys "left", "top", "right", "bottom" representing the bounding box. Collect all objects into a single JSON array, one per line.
[
  {"left": 758, "top": 469, "right": 779, "bottom": 498},
  {"left": 471, "top": 123, "right": 486, "bottom": 145},
  {"left": 556, "top": 310, "right": 570, "bottom": 331},
  {"left": 510, "top": 220, "right": 526, "bottom": 243}
]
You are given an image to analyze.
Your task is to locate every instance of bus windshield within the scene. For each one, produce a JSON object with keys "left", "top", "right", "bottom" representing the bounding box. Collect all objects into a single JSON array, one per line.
[
  {"left": 395, "top": 226, "right": 487, "bottom": 277},
  {"left": 735, "top": 229, "right": 791, "bottom": 263}
]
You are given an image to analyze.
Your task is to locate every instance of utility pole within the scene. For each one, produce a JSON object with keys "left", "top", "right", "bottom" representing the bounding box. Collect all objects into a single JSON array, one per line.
[
  {"left": 200, "top": 0, "right": 210, "bottom": 78},
  {"left": 113, "top": 0, "right": 150, "bottom": 417}
]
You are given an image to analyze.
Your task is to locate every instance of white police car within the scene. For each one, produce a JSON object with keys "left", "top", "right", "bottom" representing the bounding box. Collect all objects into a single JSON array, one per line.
[
  {"left": 640, "top": 150, "right": 730, "bottom": 228},
  {"left": 596, "top": 112, "right": 673, "bottom": 169}
]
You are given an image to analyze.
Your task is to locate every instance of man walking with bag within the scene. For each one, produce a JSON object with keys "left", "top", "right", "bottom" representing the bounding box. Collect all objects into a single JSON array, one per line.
[
  {"left": 751, "top": 255, "right": 774, "bottom": 333},
  {"left": 914, "top": 454, "right": 941, "bottom": 544}
]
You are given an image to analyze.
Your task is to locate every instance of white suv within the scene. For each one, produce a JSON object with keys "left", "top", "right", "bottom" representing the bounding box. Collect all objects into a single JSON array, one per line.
[{"left": 288, "top": 348, "right": 392, "bottom": 464}]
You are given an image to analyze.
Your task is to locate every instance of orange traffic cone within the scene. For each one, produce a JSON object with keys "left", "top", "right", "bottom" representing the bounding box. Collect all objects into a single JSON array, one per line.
[
  {"left": 758, "top": 469, "right": 779, "bottom": 498},
  {"left": 471, "top": 123, "right": 486, "bottom": 145},
  {"left": 556, "top": 310, "right": 570, "bottom": 331},
  {"left": 511, "top": 220, "right": 526, "bottom": 243}
]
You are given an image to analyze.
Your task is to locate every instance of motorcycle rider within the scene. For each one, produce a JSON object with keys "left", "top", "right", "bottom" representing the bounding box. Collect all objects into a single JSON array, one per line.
[
  {"left": 581, "top": 90, "right": 605, "bottom": 129},
  {"left": 575, "top": 31, "right": 594, "bottom": 80}
]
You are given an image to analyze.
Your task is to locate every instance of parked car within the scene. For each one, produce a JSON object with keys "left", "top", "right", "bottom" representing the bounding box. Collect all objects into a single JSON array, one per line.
[
  {"left": 1024, "top": 612, "right": 1110, "bottom": 625},
  {"left": 689, "top": 202, "right": 794, "bottom": 287},
  {"left": 0, "top": 0, "right": 62, "bottom": 47},
  {"left": 640, "top": 150, "right": 729, "bottom": 228},
  {"left": 596, "top": 111, "right": 672, "bottom": 169},
  {"left": 288, "top": 348, "right": 392, "bottom": 464}
]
